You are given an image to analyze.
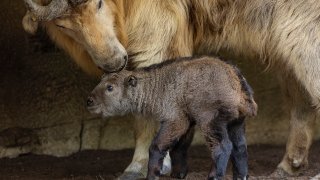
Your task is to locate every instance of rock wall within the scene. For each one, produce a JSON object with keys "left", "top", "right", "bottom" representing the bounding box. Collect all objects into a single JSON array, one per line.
[{"left": 0, "top": 0, "right": 319, "bottom": 158}]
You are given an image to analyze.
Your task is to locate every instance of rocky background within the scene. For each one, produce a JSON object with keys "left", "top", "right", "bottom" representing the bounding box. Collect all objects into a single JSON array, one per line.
[{"left": 1, "top": 0, "right": 320, "bottom": 158}]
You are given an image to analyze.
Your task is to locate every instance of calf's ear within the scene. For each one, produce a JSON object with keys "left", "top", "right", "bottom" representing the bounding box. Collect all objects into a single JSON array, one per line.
[{"left": 125, "top": 75, "right": 137, "bottom": 87}]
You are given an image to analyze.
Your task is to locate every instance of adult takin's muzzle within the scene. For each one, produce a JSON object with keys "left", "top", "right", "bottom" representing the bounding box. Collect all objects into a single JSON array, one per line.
[{"left": 100, "top": 54, "right": 128, "bottom": 73}]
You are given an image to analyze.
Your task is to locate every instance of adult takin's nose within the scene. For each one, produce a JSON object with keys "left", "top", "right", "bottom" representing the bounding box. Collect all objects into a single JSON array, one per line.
[
  {"left": 87, "top": 96, "right": 95, "bottom": 107},
  {"left": 101, "top": 54, "right": 128, "bottom": 73}
]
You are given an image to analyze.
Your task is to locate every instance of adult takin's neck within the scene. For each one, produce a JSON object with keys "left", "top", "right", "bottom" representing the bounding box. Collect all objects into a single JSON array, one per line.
[{"left": 107, "top": 0, "right": 128, "bottom": 48}]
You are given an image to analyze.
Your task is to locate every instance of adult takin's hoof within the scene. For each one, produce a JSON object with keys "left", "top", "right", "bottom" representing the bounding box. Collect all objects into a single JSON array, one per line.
[
  {"left": 270, "top": 167, "right": 290, "bottom": 178},
  {"left": 273, "top": 156, "right": 308, "bottom": 178},
  {"left": 117, "top": 172, "right": 145, "bottom": 180},
  {"left": 287, "top": 154, "right": 309, "bottom": 171},
  {"left": 269, "top": 166, "right": 307, "bottom": 179}
]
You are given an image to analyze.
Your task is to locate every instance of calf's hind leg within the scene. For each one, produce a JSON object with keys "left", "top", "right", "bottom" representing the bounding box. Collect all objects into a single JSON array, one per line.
[
  {"left": 198, "top": 110, "right": 233, "bottom": 180},
  {"left": 170, "top": 123, "right": 195, "bottom": 179},
  {"left": 148, "top": 119, "right": 190, "bottom": 180},
  {"left": 227, "top": 117, "right": 248, "bottom": 180}
]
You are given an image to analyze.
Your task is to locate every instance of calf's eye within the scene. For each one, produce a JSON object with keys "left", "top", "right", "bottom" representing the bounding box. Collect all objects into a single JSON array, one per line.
[{"left": 106, "top": 85, "right": 113, "bottom": 92}]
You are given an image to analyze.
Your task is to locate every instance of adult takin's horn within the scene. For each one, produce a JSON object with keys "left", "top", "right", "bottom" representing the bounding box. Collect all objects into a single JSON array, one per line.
[{"left": 23, "top": 0, "right": 69, "bottom": 21}]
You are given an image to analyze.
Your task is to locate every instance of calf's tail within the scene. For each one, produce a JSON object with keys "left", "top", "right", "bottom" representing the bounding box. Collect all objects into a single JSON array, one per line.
[{"left": 233, "top": 66, "right": 258, "bottom": 117}]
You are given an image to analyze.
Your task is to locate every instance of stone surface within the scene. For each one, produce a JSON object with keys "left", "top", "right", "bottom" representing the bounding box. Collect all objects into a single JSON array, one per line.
[{"left": 0, "top": 0, "right": 319, "bottom": 158}]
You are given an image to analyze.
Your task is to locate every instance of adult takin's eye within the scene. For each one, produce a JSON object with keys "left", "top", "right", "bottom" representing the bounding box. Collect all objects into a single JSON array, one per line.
[
  {"left": 56, "top": 24, "right": 66, "bottom": 29},
  {"left": 106, "top": 85, "right": 113, "bottom": 92},
  {"left": 54, "top": 18, "right": 73, "bottom": 30}
]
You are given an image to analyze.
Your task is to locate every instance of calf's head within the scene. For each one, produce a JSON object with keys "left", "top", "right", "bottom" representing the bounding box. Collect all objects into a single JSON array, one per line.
[
  {"left": 87, "top": 72, "right": 138, "bottom": 117},
  {"left": 22, "top": 0, "right": 127, "bottom": 72}
]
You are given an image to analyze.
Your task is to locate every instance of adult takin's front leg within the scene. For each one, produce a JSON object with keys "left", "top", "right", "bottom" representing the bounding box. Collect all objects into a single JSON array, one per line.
[
  {"left": 148, "top": 118, "right": 190, "bottom": 180},
  {"left": 170, "top": 123, "right": 195, "bottom": 179},
  {"left": 118, "top": 116, "right": 158, "bottom": 180},
  {"left": 227, "top": 117, "right": 248, "bottom": 180},
  {"left": 271, "top": 11, "right": 320, "bottom": 175},
  {"left": 274, "top": 74, "right": 317, "bottom": 177}
]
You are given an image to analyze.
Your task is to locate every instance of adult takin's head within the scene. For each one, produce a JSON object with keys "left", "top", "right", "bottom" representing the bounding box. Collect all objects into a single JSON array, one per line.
[
  {"left": 87, "top": 71, "right": 138, "bottom": 117},
  {"left": 22, "top": 0, "right": 128, "bottom": 72}
]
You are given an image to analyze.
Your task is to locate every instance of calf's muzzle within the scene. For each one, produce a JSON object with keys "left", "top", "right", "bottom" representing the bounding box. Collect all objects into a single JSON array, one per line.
[{"left": 87, "top": 96, "right": 95, "bottom": 107}]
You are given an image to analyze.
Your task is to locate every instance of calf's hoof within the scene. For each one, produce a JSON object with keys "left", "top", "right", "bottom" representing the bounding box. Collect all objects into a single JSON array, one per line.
[
  {"left": 171, "top": 171, "right": 188, "bottom": 179},
  {"left": 171, "top": 164, "right": 188, "bottom": 179},
  {"left": 233, "top": 175, "right": 248, "bottom": 180},
  {"left": 146, "top": 175, "right": 160, "bottom": 180},
  {"left": 160, "top": 154, "right": 172, "bottom": 175},
  {"left": 208, "top": 176, "right": 224, "bottom": 180}
]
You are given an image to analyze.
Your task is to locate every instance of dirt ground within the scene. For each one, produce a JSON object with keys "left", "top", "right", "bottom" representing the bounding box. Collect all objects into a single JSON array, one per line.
[{"left": 0, "top": 141, "right": 319, "bottom": 180}]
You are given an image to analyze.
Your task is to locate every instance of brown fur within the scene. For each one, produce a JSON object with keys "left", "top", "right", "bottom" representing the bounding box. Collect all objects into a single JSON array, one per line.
[
  {"left": 88, "top": 56, "right": 257, "bottom": 119},
  {"left": 22, "top": 0, "right": 320, "bottom": 177},
  {"left": 87, "top": 56, "right": 257, "bottom": 179}
]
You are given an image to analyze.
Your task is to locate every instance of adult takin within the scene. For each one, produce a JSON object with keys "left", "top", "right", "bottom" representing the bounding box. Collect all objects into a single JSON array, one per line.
[{"left": 87, "top": 56, "right": 257, "bottom": 180}]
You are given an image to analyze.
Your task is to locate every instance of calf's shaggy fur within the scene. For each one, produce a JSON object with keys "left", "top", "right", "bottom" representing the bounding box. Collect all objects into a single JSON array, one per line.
[{"left": 87, "top": 56, "right": 257, "bottom": 180}]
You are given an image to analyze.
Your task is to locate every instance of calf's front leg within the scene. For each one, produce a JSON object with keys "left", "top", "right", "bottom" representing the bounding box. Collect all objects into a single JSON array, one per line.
[
  {"left": 170, "top": 123, "right": 195, "bottom": 179},
  {"left": 148, "top": 119, "right": 190, "bottom": 180}
]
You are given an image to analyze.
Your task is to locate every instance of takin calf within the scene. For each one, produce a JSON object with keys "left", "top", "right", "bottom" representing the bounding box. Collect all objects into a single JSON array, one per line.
[{"left": 87, "top": 56, "right": 257, "bottom": 180}]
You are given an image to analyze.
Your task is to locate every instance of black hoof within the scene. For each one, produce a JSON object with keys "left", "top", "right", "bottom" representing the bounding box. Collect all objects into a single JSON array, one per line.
[
  {"left": 207, "top": 176, "right": 223, "bottom": 180},
  {"left": 171, "top": 171, "right": 188, "bottom": 179},
  {"left": 232, "top": 175, "right": 249, "bottom": 180}
]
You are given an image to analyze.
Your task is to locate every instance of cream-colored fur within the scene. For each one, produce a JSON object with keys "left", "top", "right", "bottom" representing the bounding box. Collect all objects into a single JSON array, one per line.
[{"left": 22, "top": 0, "right": 320, "bottom": 177}]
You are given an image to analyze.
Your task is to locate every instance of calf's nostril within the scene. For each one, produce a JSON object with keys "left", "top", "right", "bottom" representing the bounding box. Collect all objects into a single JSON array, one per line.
[{"left": 87, "top": 97, "right": 95, "bottom": 107}]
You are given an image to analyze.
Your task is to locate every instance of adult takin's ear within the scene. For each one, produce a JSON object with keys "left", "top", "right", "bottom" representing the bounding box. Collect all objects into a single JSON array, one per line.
[
  {"left": 22, "top": 11, "right": 39, "bottom": 35},
  {"left": 126, "top": 75, "right": 137, "bottom": 87}
]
